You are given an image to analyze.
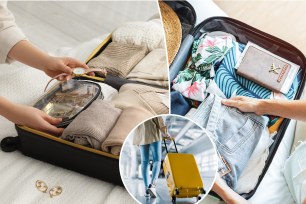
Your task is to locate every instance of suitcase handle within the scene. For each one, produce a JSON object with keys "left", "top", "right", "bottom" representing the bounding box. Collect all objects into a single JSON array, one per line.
[{"left": 163, "top": 137, "right": 178, "bottom": 153}]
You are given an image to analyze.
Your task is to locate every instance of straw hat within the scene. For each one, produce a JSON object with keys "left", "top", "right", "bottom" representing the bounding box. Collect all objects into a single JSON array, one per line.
[{"left": 158, "top": 1, "right": 182, "bottom": 66}]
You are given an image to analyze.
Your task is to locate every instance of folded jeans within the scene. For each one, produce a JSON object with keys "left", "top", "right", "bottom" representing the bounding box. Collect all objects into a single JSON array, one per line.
[{"left": 190, "top": 92, "right": 269, "bottom": 190}]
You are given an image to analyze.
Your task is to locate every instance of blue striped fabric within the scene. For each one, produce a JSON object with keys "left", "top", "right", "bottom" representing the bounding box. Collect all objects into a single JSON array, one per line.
[{"left": 214, "top": 42, "right": 302, "bottom": 100}]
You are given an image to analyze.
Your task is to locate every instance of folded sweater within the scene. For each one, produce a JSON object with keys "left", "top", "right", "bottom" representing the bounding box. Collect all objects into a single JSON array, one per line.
[{"left": 60, "top": 100, "right": 122, "bottom": 149}]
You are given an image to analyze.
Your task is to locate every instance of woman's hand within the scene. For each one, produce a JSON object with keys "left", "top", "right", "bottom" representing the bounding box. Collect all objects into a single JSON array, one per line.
[
  {"left": 7, "top": 41, "right": 93, "bottom": 80},
  {"left": 222, "top": 96, "right": 265, "bottom": 115},
  {"left": 5, "top": 103, "right": 64, "bottom": 136},
  {"left": 44, "top": 56, "right": 92, "bottom": 80},
  {"left": 212, "top": 174, "right": 250, "bottom": 204}
]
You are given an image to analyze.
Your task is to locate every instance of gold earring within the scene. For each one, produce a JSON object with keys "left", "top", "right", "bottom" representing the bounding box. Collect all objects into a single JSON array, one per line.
[
  {"left": 49, "top": 186, "right": 63, "bottom": 198},
  {"left": 35, "top": 180, "right": 48, "bottom": 193}
]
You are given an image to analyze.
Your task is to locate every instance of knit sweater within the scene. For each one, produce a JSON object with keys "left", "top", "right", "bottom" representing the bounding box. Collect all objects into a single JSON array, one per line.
[{"left": 0, "top": 1, "right": 26, "bottom": 64}]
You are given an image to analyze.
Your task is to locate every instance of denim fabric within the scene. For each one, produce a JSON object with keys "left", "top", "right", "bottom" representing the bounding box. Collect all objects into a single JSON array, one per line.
[
  {"left": 190, "top": 86, "right": 269, "bottom": 190},
  {"left": 140, "top": 141, "right": 162, "bottom": 189},
  {"left": 171, "top": 91, "right": 191, "bottom": 115}
]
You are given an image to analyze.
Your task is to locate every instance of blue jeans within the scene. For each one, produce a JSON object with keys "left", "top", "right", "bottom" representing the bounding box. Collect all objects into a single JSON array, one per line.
[
  {"left": 190, "top": 90, "right": 269, "bottom": 190},
  {"left": 140, "top": 141, "right": 162, "bottom": 189}
]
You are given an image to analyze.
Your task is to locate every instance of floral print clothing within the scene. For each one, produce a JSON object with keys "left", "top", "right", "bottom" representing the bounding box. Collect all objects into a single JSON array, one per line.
[{"left": 172, "top": 34, "right": 233, "bottom": 102}]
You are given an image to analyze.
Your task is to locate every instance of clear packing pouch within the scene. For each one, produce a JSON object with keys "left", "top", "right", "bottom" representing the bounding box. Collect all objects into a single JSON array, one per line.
[{"left": 34, "top": 79, "right": 102, "bottom": 127}]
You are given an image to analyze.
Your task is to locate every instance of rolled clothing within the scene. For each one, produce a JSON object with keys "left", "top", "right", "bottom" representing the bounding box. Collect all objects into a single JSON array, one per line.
[
  {"left": 101, "top": 106, "right": 153, "bottom": 155},
  {"left": 112, "top": 18, "right": 165, "bottom": 51},
  {"left": 189, "top": 83, "right": 269, "bottom": 190},
  {"left": 111, "top": 83, "right": 169, "bottom": 115},
  {"left": 87, "top": 41, "right": 147, "bottom": 78},
  {"left": 127, "top": 49, "right": 168, "bottom": 87},
  {"left": 133, "top": 116, "right": 166, "bottom": 146},
  {"left": 61, "top": 100, "right": 122, "bottom": 149}
]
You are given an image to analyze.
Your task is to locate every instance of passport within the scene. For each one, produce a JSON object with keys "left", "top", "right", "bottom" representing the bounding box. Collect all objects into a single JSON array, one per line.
[{"left": 235, "top": 42, "right": 299, "bottom": 94}]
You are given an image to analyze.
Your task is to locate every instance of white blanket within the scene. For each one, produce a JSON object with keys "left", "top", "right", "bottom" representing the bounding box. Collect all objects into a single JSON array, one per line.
[{"left": 0, "top": 34, "right": 135, "bottom": 204}]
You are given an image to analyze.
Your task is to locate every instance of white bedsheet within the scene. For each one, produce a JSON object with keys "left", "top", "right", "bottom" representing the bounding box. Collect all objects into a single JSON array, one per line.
[{"left": 0, "top": 34, "right": 135, "bottom": 204}]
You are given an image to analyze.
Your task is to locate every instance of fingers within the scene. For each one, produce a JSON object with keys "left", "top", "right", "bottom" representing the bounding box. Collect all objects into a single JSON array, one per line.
[
  {"left": 66, "top": 57, "right": 89, "bottom": 69},
  {"left": 62, "top": 65, "right": 73, "bottom": 75},
  {"left": 40, "top": 118, "right": 64, "bottom": 136},
  {"left": 40, "top": 114, "right": 64, "bottom": 135},
  {"left": 221, "top": 99, "right": 240, "bottom": 108},
  {"left": 44, "top": 115, "right": 62, "bottom": 125},
  {"left": 41, "top": 122, "right": 64, "bottom": 136},
  {"left": 230, "top": 96, "right": 246, "bottom": 101}
]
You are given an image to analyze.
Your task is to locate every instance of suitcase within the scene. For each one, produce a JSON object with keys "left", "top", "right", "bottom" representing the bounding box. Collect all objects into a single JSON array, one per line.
[
  {"left": 162, "top": 137, "right": 205, "bottom": 203},
  {"left": 0, "top": 33, "right": 168, "bottom": 186},
  {"left": 165, "top": 0, "right": 306, "bottom": 199}
]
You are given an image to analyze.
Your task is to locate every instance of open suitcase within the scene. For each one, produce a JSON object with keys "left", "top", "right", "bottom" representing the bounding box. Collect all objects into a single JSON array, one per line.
[
  {"left": 162, "top": 138, "right": 205, "bottom": 203},
  {"left": 165, "top": 0, "right": 306, "bottom": 199},
  {"left": 0, "top": 34, "right": 168, "bottom": 186}
]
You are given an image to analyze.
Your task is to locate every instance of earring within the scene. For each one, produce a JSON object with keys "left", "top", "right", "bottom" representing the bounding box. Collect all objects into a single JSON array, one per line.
[
  {"left": 35, "top": 180, "right": 48, "bottom": 193},
  {"left": 49, "top": 186, "right": 63, "bottom": 198}
]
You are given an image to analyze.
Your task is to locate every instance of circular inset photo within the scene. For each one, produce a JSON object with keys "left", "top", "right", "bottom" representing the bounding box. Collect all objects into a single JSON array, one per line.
[{"left": 119, "top": 114, "right": 218, "bottom": 204}]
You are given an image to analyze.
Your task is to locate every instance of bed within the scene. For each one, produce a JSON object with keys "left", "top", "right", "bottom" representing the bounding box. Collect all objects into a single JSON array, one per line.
[{"left": 0, "top": 34, "right": 136, "bottom": 204}]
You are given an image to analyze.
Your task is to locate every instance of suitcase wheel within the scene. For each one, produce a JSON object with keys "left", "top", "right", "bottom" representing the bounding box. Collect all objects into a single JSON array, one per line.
[
  {"left": 197, "top": 196, "right": 202, "bottom": 201},
  {"left": 201, "top": 188, "right": 206, "bottom": 194},
  {"left": 172, "top": 196, "right": 176, "bottom": 203},
  {"left": 175, "top": 189, "right": 179, "bottom": 195}
]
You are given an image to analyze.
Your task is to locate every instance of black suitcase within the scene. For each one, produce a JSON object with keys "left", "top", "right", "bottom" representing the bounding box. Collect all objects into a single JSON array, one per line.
[
  {"left": 166, "top": 1, "right": 306, "bottom": 199},
  {"left": 0, "top": 34, "right": 168, "bottom": 186}
]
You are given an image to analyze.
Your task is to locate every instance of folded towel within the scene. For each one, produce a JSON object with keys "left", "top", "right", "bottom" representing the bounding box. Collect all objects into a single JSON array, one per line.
[
  {"left": 112, "top": 19, "right": 165, "bottom": 51},
  {"left": 60, "top": 100, "right": 122, "bottom": 149},
  {"left": 101, "top": 106, "right": 153, "bottom": 155},
  {"left": 87, "top": 42, "right": 147, "bottom": 78},
  {"left": 111, "top": 83, "right": 169, "bottom": 115},
  {"left": 126, "top": 49, "right": 168, "bottom": 85}
]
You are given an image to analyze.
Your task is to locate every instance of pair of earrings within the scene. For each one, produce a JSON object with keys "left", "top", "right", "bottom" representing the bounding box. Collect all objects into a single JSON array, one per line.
[{"left": 35, "top": 180, "right": 63, "bottom": 198}]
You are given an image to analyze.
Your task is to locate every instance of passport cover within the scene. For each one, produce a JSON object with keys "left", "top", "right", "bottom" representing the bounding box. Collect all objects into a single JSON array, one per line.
[{"left": 235, "top": 42, "right": 299, "bottom": 94}]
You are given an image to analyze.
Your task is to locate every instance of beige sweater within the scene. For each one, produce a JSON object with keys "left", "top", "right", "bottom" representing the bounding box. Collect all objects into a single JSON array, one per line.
[{"left": 0, "top": 1, "right": 26, "bottom": 64}]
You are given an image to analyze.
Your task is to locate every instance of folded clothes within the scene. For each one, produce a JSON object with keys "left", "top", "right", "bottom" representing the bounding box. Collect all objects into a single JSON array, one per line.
[
  {"left": 172, "top": 65, "right": 209, "bottom": 101},
  {"left": 101, "top": 106, "right": 153, "bottom": 155},
  {"left": 60, "top": 100, "right": 122, "bottom": 149},
  {"left": 112, "top": 19, "right": 165, "bottom": 51},
  {"left": 87, "top": 42, "right": 147, "bottom": 78},
  {"left": 172, "top": 34, "right": 233, "bottom": 101},
  {"left": 236, "top": 127, "right": 273, "bottom": 194},
  {"left": 127, "top": 49, "right": 168, "bottom": 87},
  {"left": 111, "top": 83, "right": 169, "bottom": 115},
  {"left": 130, "top": 78, "right": 169, "bottom": 88},
  {"left": 190, "top": 82, "right": 269, "bottom": 190}
]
